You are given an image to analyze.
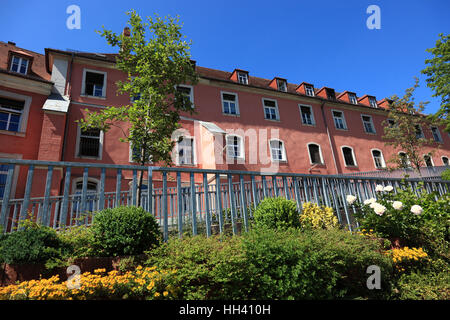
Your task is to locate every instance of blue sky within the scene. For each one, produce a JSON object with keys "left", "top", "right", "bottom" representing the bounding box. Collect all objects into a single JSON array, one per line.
[{"left": 1, "top": 0, "right": 449, "bottom": 114}]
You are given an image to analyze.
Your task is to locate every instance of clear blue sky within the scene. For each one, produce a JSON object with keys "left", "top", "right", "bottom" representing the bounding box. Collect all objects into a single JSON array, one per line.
[{"left": 1, "top": 0, "right": 449, "bottom": 114}]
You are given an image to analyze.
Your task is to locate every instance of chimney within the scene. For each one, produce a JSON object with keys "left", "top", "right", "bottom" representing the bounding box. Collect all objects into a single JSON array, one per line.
[
  {"left": 8, "top": 41, "right": 16, "bottom": 46},
  {"left": 122, "top": 27, "right": 131, "bottom": 37}
]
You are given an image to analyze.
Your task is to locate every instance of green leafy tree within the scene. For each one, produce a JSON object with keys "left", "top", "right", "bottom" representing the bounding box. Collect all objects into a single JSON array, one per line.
[
  {"left": 78, "top": 10, "right": 198, "bottom": 204},
  {"left": 422, "top": 33, "right": 450, "bottom": 132},
  {"left": 382, "top": 78, "right": 441, "bottom": 172}
]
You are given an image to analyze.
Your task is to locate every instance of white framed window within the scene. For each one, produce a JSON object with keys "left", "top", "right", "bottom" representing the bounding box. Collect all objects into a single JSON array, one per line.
[
  {"left": 369, "top": 97, "right": 378, "bottom": 108},
  {"left": 72, "top": 177, "right": 99, "bottom": 213},
  {"left": 398, "top": 152, "right": 411, "bottom": 168},
  {"left": 332, "top": 110, "right": 347, "bottom": 130},
  {"left": 361, "top": 115, "right": 376, "bottom": 134},
  {"left": 305, "top": 85, "right": 315, "bottom": 97},
  {"left": 299, "top": 104, "right": 315, "bottom": 126},
  {"left": 371, "top": 149, "right": 386, "bottom": 169},
  {"left": 263, "top": 98, "right": 279, "bottom": 120},
  {"left": 226, "top": 134, "right": 244, "bottom": 159},
  {"left": 82, "top": 69, "right": 107, "bottom": 98},
  {"left": 442, "top": 156, "right": 449, "bottom": 166},
  {"left": 341, "top": 146, "right": 357, "bottom": 167},
  {"left": 277, "top": 79, "right": 287, "bottom": 92},
  {"left": 237, "top": 72, "right": 248, "bottom": 85},
  {"left": 326, "top": 88, "right": 336, "bottom": 100},
  {"left": 221, "top": 92, "right": 239, "bottom": 115},
  {"left": 431, "top": 126, "right": 442, "bottom": 142},
  {"left": 348, "top": 93, "right": 358, "bottom": 105},
  {"left": 424, "top": 154, "right": 434, "bottom": 167},
  {"left": 76, "top": 127, "right": 103, "bottom": 159},
  {"left": 269, "top": 139, "right": 287, "bottom": 162},
  {"left": 415, "top": 125, "right": 424, "bottom": 139},
  {"left": 176, "top": 85, "right": 194, "bottom": 108},
  {"left": 10, "top": 55, "right": 29, "bottom": 75},
  {"left": 176, "top": 136, "right": 195, "bottom": 165},
  {"left": 0, "top": 91, "right": 31, "bottom": 134},
  {"left": 307, "top": 143, "right": 324, "bottom": 165}
]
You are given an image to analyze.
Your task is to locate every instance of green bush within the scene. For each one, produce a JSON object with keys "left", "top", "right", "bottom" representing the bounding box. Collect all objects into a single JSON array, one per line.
[
  {"left": 394, "top": 270, "right": 450, "bottom": 300},
  {"left": 441, "top": 168, "right": 450, "bottom": 181},
  {"left": 90, "top": 206, "right": 161, "bottom": 257},
  {"left": 0, "top": 220, "right": 69, "bottom": 265},
  {"left": 253, "top": 197, "right": 300, "bottom": 229},
  {"left": 57, "top": 225, "right": 95, "bottom": 261}
]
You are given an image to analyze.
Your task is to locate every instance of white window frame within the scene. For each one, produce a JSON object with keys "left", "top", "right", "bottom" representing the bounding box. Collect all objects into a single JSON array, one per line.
[
  {"left": 371, "top": 149, "right": 386, "bottom": 169},
  {"left": 348, "top": 93, "right": 358, "bottom": 105},
  {"left": 176, "top": 136, "right": 196, "bottom": 166},
  {"left": 176, "top": 84, "right": 194, "bottom": 108},
  {"left": 237, "top": 72, "right": 248, "bottom": 85},
  {"left": 0, "top": 152, "right": 22, "bottom": 199},
  {"left": 361, "top": 114, "right": 376, "bottom": 134},
  {"left": 307, "top": 143, "right": 324, "bottom": 165},
  {"left": 269, "top": 139, "right": 287, "bottom": 162},
  {"left": 277, "top": 79, "right": 287, "bottom": 92},
  {"left": 442, "top": 156, "right": 449, "bottom": 166},
  {"left": 262, "top": 98, "right": 280, "bottom": 121},
  {"left": 369, "top": 97, "right": 378, "bottom": 108},
  {"left": 304, "top": 85, "right": 315, "bottom": 97},
  {"left": 128, "top": 142, "right": 153, "bottom": 164},
  {"left": 332, "top": 109, "right": 347, "bottom": 130},
  {"left": 0, "top": 90, "right": 31, "bottom": 135},
  {"left": 341, "top": 146, "right": 357, "bottom": 167},
  {"left": 299, "top": 104, "right": 315, "bottom": 126},
  {"left": 430, "top": 126, "right": 442, "bottom": 143},
  {"left": 423, "top": 154, "right": 434, "bottom": 167},
  {"left": 398, "top": 151, "right": 411, "bottom": 168},
  {"left": 75, "top": 126, "right": 104, "bottom": 160},
  {"left": 221, "top": 91, "right": 240, "bottom": 115},
  {"left": 10, "top": 55, "right": 29, "bottom": 75},
  {"left": 81, "top": 68, "right": 107, "bottom": 98},
  {"left": 226, "top": 134, "right": 245, "bottom": 160}
]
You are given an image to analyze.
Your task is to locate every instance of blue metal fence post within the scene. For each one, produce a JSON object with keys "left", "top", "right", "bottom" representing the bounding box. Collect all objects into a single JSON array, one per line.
[
  {"left": 215, "top": 173, "right": 224, "bottom": 235},
  {"left": 239, "top": 175, "right": 249, "bottom": 232},
  {"left": 115, "top": 169, "right": 122, "bottom": 208},
  {"left": 228, "top": 174, "right": 238, "bottom": 235},
  {"left": 190, "top": 172, "right": 197, "bottom": 236},
  {"left": 177, "top": 172, "right": 183, "bottom": 238},
  {"left": 42, "top": 166, "right": 54, "bottom": 226},
  {"left": 203, "top": 173, "right": 212, "bottom": 237},
  {"left": 0, "top": 165, "right": 14, "bottom": 232},
  {"left": 60, "top": 167, "right": 71, "bottom": 227},
  {"left": 162, "top": 171, "right": 168, "bottom": 242},
  {"left": 20, "top": 165, "right": 34, "bottom": 223}
]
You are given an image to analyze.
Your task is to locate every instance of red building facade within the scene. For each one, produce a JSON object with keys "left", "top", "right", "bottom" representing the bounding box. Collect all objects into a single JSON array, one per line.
[{"left": 0, "top": 40, "right": 449, "bottom": 200}]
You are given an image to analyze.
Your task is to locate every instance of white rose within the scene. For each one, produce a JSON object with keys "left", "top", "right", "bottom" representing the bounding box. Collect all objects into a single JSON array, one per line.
[
  {"left": 392, "top": 201, "right": 403, "bottom": 210},
  {"left": 373, "top": 203, "right": 386, "bottom": 216},
  {"left": 364, "top": 198, "right": 376, "bottom": 205},
  {"left": 346, "top": 195, "right": 357, "bottom": 205},
  {"left": 375, "top": 184, "right": 384, "bottom": 192},
  {"left": 369, "top": 202, "right": 379, "bottom": 209},
  {"left": 383, "top": 185, "right": 394, "bottom": 192},
  {"left": 410, "top": 205, "right": 423, "bottom": 215}
]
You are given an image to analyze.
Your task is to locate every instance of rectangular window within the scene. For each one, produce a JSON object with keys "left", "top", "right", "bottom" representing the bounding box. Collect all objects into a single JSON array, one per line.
[
  {"left": 237, "top": 72, "right": 248, "bottom": 85},
  {"left": 79, "top": 128, "right": 101, "bottom": 158},
  {"left": 226, "top": 135, "right": 243, "bottom": 158},
  {"left": 263, "top": 99, "right": 279, "bottom": 120},
  {"left": 176, "top": 85, "right": 194, "bottom": 108},
  {"left": 342, "top": 147, "right": 356, "bottom": 166},
  {"left": 362, "top": 115, "right": 376, "bottom": 133},
  {"left": 305, "top": 85, "right": 315, "bottom": 97},
  {"left": 332, "top": 110, "right": 346, "bottom": 129},
  {"left": 222, "top": 93, "right": 239, "bottom": 115},
  {"left": 270, "top": 140, "right": 286, "bottom": 161},
  {"left": 0, "top": 97, "right": 24, "bottom": 132},
  {"left": 431, "top": 126, "right": 442, "bottom": 142},
  {"left": 277, "top": 79, "right": 287, "bottom": 92},
  {"left": 0, "top": 164, "right": 9, "bottom": 198},
  {"left": 83, "top": 71, "right": 106, "bottom": 97},
  {"left": 372, "top": 150, "right": 385, "bottom": 168},
  {"left": 300, "top": 105, "right": 315, "bottom": 125},
  {"left": 415, "top": 125, "right": 424, "bottom": 139},
  {"left": 326, "top": 89, "right": 336, "bottom": 101},
  {"left": 177, "top": 137, "right": 194, "bottom": 165},
  {"left": 10, "top": 56, "right": 29, "bottom": 75},
  {"left": 308, "top": 144, "right": 322, "bottom": 164},
  {"left": 369, "top": 97, "right": 378, "bottom": 108},
  {"left": 348, "top": 93, "right": 357, "bottom": 105}
]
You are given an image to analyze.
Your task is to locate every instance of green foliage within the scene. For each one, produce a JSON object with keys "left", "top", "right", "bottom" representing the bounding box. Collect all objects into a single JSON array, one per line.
[
  {"left": 78, "top": 10, "right": 198, "bottom": 166},
  {"left": 57, "top": 225, "right": 96, "bottom": 261},
  {"left": 90, "top": 206, "right": 161, "bottom": 257},
  {"left": 0, "top": 220, "right": 69, "bottom": 265},
  {"left": 299, "top": 202, "right": 339, "bottom": 230},
  {"left": 253, "top": 197, "right": 300, "bottom": 229},
  {"left": 146, "top": 227, "right": 393, "bottom": 299},
  {"left": 394, "top": 270, "right": 450, "bottom": 300},
  {"left": 441, "top": 168, "right": 450, "bottom": 181},
  {"left": 422, "top": 33, "right": 450, "bottom": 132}
]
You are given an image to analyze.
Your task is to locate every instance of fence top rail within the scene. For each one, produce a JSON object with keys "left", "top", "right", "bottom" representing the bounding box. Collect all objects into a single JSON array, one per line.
[{"left": 1, "top": 158, "right": 449, "bottom": 183}]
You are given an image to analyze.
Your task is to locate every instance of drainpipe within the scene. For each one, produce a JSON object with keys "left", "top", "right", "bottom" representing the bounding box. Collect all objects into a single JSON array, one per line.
[{"left": 320, "top": 102, "right": 339, "bottom": 174}]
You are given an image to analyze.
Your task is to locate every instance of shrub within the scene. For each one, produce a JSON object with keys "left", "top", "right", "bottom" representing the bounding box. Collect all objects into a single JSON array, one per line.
[
  {"left": 0, "top": 220, "right": 69, "bottom": 265},
  {"left": 393, "top": 270, "right": 450, "bottom": 300},
  {"left": 57, "top": 225, "right": 95, "bottom": 261},
  {"left": 441, "top": 168, "right": 450, "bottom": 181},
  {"left": 90, "top": 206, "right": 161, "bottom": 257},
  {"left": 253, "top": 197, "right": 300, "bottom": 229},
  {"left": 299, "top": 202, "right": 339, "bottom": 230}
]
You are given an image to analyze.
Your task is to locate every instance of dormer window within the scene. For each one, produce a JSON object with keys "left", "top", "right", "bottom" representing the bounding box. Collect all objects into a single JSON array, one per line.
[
  {"left": 237, "top": 72, "right": 248, "bottom": 85},
  {"left": 82, "top": 69, "right": 107, "bottom": 98},
  {"left": 369, "top": 96, "right": 378, "bottom": 108},
  {"left": 348, "top": 93, "right": 358, "bottom": 105},
  {"left": 10, "top": 56, "right": 29, "bottom": 75},
  {"left": 326, "top": 88, "right": 336, "bottom": 101},
  {"left": 277, "top": 79, "right": 287, "bottom": 92},
  {"left": 305, "top": 85, "right": 315, "bottom": 97}
]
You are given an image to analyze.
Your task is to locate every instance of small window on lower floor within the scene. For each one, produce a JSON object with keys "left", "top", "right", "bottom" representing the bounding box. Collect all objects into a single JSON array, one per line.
[
  {"left": 371, "top": 150, "right": 385, "bottom": 169},
  {"left": 399, "top": 152, "right": 410, "bottom": 168},
  {"left": 442, "top": 156, "right": 449, "bottom": 166},
  {"left": 269, "top": 139, "right": 286, "bottom": 161},
  {"left": 177, "top": 137, "right": 194, "bottom": 165},
  {"left": 342, "top": 147, "right": 356, "bottom": 167},
  {"left": 308, "top": 144, "right": 323, "bottom": 164},
  {"left": 424, "top": 155, "right": 433, "bottom": 167},
  {"left": 78, "top": 128, "right": 102, "bottom": 158},
  {"left": 0, "top": 164, "right": 10, "bottom": 199}
]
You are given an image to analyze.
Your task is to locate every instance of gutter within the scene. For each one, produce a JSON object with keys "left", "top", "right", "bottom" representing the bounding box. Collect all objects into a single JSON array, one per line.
[{"left": 320, "top": 102, "right": 340, "bottom": 174}]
